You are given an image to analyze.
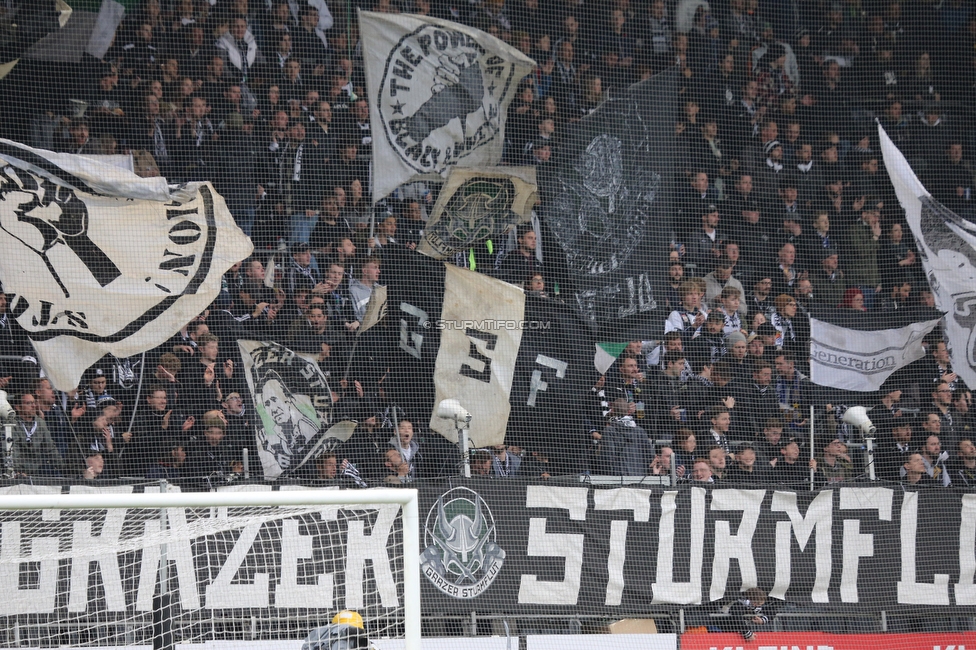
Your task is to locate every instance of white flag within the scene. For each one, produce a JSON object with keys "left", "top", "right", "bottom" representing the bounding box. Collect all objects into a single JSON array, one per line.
[
  {"left": 238, "top": 340, "right": 355, "bottom": 480},
  {"left": 879, "top": 124, "right": 976, "bottom": 389},
  {"left": 809, "top": 315, "right": 940, "bottom": 391},
  {"left": 430, "top": 265, "right": 525, "bottom": 446},
  {"left": 0, "top": 139, "right": 252, "bottom": 390},
  {"left": 359, "top": 10, "right": 536, "bottom": 202}
]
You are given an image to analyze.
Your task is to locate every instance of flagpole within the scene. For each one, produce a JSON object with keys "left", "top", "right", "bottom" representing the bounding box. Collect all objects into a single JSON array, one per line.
[
  {"left": 368, "top": 160, "right": 376, "bottom": 242},
  {"left": 809, "top": 405, "right": 815, "bottom": 492},
  {"left": 342, "top": 336, "right": 360, "bottom": 381},
  {"left": 125, "top": 352, "right": 147, "bottom": 437}
]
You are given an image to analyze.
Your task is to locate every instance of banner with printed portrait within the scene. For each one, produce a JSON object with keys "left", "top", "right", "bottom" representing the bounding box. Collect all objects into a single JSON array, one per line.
[
  {"left": 419, "top": 166, "right": 537, "bottom": 260},
  {"left": 238, "top": 340, "right": 353, "bottom": 480},
  {"left": 359, "top": 10, "right": 536, "bottom": 202},
  {"left": 0, "top": 139, "right": 252, "bottom": 390}
]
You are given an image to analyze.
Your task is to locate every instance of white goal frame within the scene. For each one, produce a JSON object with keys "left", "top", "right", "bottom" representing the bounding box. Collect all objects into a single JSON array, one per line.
[{"left": 0, "top": 487, "right": 422, "bottom": 650}]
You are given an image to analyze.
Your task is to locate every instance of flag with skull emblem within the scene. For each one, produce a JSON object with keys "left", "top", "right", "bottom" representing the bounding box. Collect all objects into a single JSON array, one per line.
[
  {"left": 539, "top": 69, "right": 678, "bottom": 337},
  {"left": 419, "top": 166, "right": 537, "bottom": 261},
  {"left": 0, "top": 139, "right": 252, "bottom": 390},
  {"left": 359, "top": 10, "right": 536, "bottom": 202}
]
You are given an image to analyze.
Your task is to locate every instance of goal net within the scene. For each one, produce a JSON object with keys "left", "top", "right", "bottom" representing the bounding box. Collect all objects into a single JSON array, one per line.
[{"left": 0, "top": 485, "right": 421, "bottom": 650}]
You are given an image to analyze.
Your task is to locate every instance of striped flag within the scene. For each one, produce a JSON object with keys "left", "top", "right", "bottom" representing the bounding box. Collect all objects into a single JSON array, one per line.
[{"left": 594, "top": 342, "right": 628, "bottom": 375}]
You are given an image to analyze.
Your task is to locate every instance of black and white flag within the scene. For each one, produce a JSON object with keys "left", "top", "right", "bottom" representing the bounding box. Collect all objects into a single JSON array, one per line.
[
  {"left": 419, "top": 166, "right": 537, "bottom": 261},
  {"left": 0, "top": 139, "right": 251, "bottom": 389},
  {"left": 879, "top": 124, "right": 976, "bottom": 389},
  {"left": 0, "top": 0, "right": 72, "bottom": 80},
  {"left": 359, "top": 10, "right": 535, "bottom": 202},
  {"left": 429, "top": 265, "right": 524, "bottom": 447},
  {"left": 809, "top": 314, "right": 940, "bottom": 391},
  {"left": 238, "top": 340, "right": 356, "bottom": 480},
  {"left": 540, "top": 69, "right": 677, "bottom": 336}
]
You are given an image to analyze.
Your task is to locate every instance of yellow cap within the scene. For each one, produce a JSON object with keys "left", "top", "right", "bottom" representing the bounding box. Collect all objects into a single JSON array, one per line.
[{"left": 332, "top": 610, "right": 364, "bottom": 629}]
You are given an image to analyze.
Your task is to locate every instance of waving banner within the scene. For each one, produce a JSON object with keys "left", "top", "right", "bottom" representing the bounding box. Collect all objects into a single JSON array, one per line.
[
  {"left": 539, "top": 69, "right": 677, "bottom": 337},
  {"left": 809, "top": 313, "right": 940, "bottom": 391},
  {"left": 238, "top": 340, "right": 354, "bottom": 480},
  {"left": 0, "top": 139, "right": 251, "bottom": 389},
  {"left": 360, "top": 10, "right": 535, "bottom": 202},
  {"left": 419, "top": 166, "right": 537, "bottom": 261},
  {"left": 879, "top": 124, "right": 976, "bottom": 389},
  {"left": 429, "top": 265, "right": 525, "bottom": 446}
]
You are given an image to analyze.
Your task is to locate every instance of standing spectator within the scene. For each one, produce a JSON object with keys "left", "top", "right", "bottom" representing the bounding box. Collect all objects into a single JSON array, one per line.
[
  {"left": 175, "top": 95, "right": 217, "bottom": 182},
  {"left": 926, "top": 142, "right": 974, "bottom": 216},
  {"left": 844, "top": 208, "right": 882, "bottom": 308},
  {"left": 497, "top": 226, "right": 543, "bottom": 284},
  {"left": 217, "top": 17, "right": 262, "bottom": 88},
  {"left": 773, "top": 351, "right": 815, "bottom": 432},
  {"left": 726, "top": 445, "right": 765, "bottom": 483},
  {"left": 551, "top": 39, "right": 580, "bottom": 117},
  {"left": 902, "top": 453, "right": 935, "bottom": 488},
  {"left": 707, "top": 445, "right": 728, "bottom": 481},
  {"left": 348, "top": 257, "right": 382, "bottom": 326},
  {"left": 703, "top": 405, "right": 734, "bottom": 457},
  {"left": 10, "top": 392, "right": 63, "bottom": 477},
  {"left": 931, "top": 382, "right": 959, "bottom": 451},
  {"left": 810, "top": 249, "right": 847, "bottom": 308},
  {"left": 490, "top": 444, "right": 522, "bottom": 477},
  {"left": 34, "top": 377, "right": 83, "bottom": 458},
  {"left": 874, "top": 420, "right": 914, "bottom": 482},
  {"left": 666, "top": 280, "right": 709, "bottom": 343},
  {"left": 953, "top": 439, "right": 976, "bottom": 487},
  {"left": 817, "top": 438, "right": 854, "bottom": 484},
  {"left": 685, "top": 204, "right": 726, "bottom": 272},
  {"left": 186, "top": 412, "right": 244, "bottom": 487},
  {"left": 754, "top": 417, "right": 785, "bottom": 468},
  {"left": 691, "top": 458, "right": 714, "bottom": 483},
  {"left": 598, "top": 397, "right": 654, "bottom": 476},
  {"left": 773, "top": 439, "right": 814, "bottom": 488}
]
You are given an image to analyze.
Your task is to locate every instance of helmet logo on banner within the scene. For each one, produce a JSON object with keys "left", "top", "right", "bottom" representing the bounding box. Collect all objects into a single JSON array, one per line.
[
  {"left": 379, "top": 26, "right": 514, "bottom": 175},
  {"left": 419, "top": 486, "right": 505, "bottom": 599}
]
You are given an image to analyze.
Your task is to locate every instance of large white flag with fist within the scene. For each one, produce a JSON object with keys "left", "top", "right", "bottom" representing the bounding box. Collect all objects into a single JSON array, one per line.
[{"left": 359, "top": 10, "right": 535, "bottom": 202}]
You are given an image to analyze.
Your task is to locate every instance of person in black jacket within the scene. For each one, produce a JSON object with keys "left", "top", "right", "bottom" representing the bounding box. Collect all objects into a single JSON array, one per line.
[
  {"left": 717, "top": 588, "right": 770, "bottom": 641},
  {"left": 185, "top": 411, "right": 244, "bottom": 489},
  {"left": 873, "top": 420, "right": 914, "bottom": 482},
  {"left": 772, "top": 439, "right": 815, "bottom": 489}
]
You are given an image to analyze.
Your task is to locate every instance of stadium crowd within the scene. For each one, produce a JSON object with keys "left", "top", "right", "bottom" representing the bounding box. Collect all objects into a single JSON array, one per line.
[{"left": 0, "top": 0, "right": 975, "bottom": 489}]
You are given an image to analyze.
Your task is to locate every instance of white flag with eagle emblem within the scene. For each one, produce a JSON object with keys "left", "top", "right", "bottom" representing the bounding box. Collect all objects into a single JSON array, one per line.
[{"left": 359, "top": 10, "right": 536, "bottom": 202}]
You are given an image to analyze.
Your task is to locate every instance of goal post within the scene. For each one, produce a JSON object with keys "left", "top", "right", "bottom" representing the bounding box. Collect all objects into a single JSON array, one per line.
[{"left": 0, "top": 486, "right": 421, "bottom": 650}]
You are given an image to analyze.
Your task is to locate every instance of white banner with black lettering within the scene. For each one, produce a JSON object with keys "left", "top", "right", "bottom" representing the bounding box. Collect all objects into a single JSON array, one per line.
[
  {"left": 429, "top": 265, "right": 524, "bottom": 446},
  {"left": 809, "top": 315, "right": 940, "bottom": 391},
  {"left": 880, "top": 124, "right": 976, "bottom": 390},
  {"left": 0, "top": 139, "right": 252, "bottom": 390},
  {"left": 359, "top": 10, "right": 535, "bottom": 202}
]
